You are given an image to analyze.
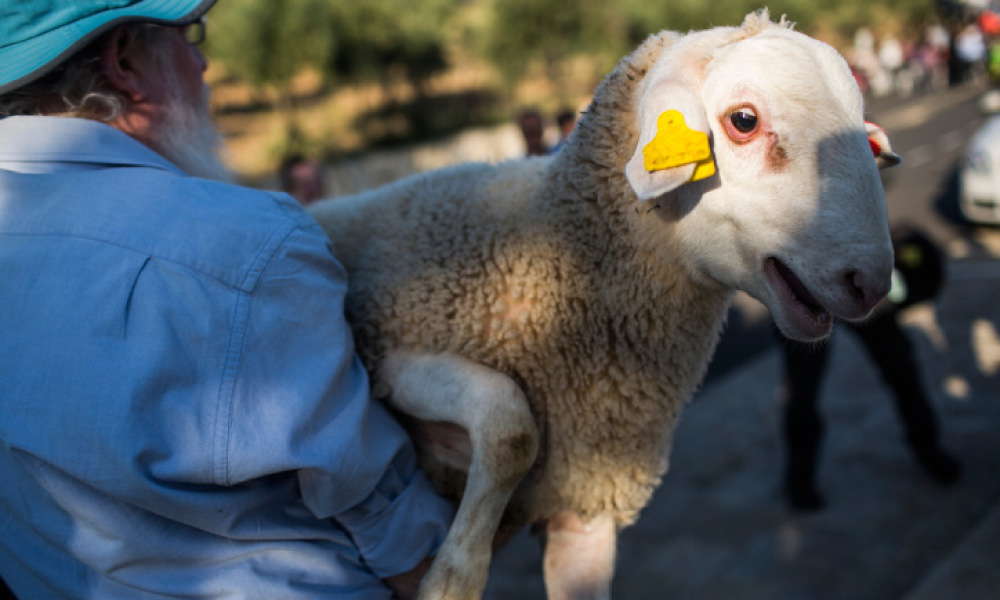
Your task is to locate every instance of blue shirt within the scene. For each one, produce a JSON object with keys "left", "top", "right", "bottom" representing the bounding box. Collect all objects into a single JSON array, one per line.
[{"left": 0, "top": 116, "right": 453, "bottom": 599}]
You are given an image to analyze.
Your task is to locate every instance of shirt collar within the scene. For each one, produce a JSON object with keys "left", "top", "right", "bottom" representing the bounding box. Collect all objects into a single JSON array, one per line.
[{"left": 0, "top": 115, "right": 184, "bottom": 175}]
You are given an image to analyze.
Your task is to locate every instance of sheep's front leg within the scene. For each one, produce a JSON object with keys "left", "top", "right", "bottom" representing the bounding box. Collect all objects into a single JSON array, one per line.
[
  {"left": 378, "top": 350, "right": 539, "bottom": 600},
  {"left": 543, "top": 511, "right": 617, "bottom": 600}
]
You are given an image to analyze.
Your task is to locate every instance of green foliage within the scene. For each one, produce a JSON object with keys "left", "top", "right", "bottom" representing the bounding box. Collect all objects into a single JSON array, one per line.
[
  {"left": 616, "top": 0, "right": 929, "bottom": 47},
  {"left": 205, "top": 0, "right": 457, "bottom": 91},
  {"left": 203, "top": 0, "right": 941, "bottom": 156},
  {"left": 484, "top": 0, "right": 628, "bottom": 82},
  {"left": 484, "top": 0, "right": 939, "bottom": 75},
  {"left": 206, "top": 0, "right": 940, "bottom": 94},
  {"left": 325, "top": 0, "right": 455, "bottom": 85},
  {"left": 205, "top": 0, "right": 335, "bottom": 88}
]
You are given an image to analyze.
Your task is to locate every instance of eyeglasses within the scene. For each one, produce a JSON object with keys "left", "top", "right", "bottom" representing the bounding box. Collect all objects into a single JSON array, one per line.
[{"left": 184, "top": 15, "right": 206, "bottom": 45}]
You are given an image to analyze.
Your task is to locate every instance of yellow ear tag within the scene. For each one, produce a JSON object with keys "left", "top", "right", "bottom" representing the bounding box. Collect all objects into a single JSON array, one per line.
[{"left": 642, "top": 110, "right": 715, "bottom": 181}]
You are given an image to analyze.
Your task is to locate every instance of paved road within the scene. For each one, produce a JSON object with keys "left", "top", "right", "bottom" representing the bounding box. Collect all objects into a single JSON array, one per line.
[
  {"left": 872, "top": 84, "right": 998, "bottom": 253},
  {"left": 485, "top": 83, "right": 1000, "bottom": 599}
]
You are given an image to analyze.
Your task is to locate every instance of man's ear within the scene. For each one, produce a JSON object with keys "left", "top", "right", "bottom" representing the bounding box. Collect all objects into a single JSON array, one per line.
[
  {"left": 865, "top": 121, "right": 902, "bottom": 169},
  {"left": 625, "top": 80, "right": 714, "bottom": 201},
  {"left": 100, "top": 26, "right": 146, "bottom": 101}
]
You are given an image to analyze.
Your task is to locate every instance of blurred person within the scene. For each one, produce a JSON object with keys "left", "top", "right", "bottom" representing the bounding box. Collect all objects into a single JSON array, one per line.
[
  {"left": 926, "top": 22, "right": 952, "bottom": 91},
  {"left": 850, "top": 63, "right": 871, "bottom": 96},
  {"left": 897, "top": 38, "right": 922, "bottom": 96},
  {"left": 0, "top": 1, "right": 453, "bottom": 598},
  {"left": 780, "top": 225, "right": 961, "bottom": 511},
  {"left": 980, "top": 13, "right": 1000, "bottom": 85},
  {"left": 280, "top": 153, "right": 327, "bottom": 206},
  {"left": 878, "top": 34, "right": 905, "bottom": 95},
  {"left": 854, "top": 27, "right": 889, "bottom": 96},
  {"left": 915, "top": 39, "right": 944, "bottom": 92},
  {"left": 954, "top": 22, "right": 987, "bottom": 84},
  {"left": 518, "top": 108, "right": 548, "bottom": 156},
  {"left": 927, "top": 21, "right": 950, "bottom": 51},
  {"left": 551, "top": 109, "right": 577, "bottom": 153},
  {"left": 978, "top": 9, "right": 1000, "bottom": 38},
  {"left": 988, "top": 39, "right": 1000, "bottom": 84}
]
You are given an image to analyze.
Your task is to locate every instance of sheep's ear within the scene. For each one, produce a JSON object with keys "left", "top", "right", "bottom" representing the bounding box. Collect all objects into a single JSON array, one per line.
[
  {"left": 866, "top": 121, "right": 902, "bottom": 169},
  {"left": 626, "top": 83, "right": 714, "bottom": 201}
]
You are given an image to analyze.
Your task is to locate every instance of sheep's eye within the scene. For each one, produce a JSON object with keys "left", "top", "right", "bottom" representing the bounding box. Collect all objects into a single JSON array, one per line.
[{"left": 729, "top": 109, "right": 758, "bottom": 134}]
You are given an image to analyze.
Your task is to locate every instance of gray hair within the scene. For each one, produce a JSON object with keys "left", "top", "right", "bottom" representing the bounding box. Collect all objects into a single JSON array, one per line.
[{"left": 0, "top": 23, "right": 168, "bottom": 121}]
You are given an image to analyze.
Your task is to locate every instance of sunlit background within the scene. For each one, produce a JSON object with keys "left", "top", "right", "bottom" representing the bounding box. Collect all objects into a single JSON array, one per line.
[{"left": 201, "top": 0, "right": 957, "bottom": 187}]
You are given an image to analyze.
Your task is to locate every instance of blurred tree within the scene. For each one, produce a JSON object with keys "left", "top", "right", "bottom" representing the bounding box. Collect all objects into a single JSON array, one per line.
[
  {"left": 206, "top": 0, "right": 940, "bottom": 98},
  {"left": 202, "top": 0, "right": 943, "bottom": 158},
  {"left": 325, "top": 0, "right": 454, "bottom": 94},
  {"left": 205, "top": 0, "right": 338, "bottom": 159},
  {"left": 205, "top": 0, "right": 335, "bottom": 92},
  {"left": 206, "top": 0, "right": 456, "bottom": 95},
  {"left": 482, "top": 0, "right": 941, "bottom": 89},
  {"left": 619, "top": 0, "right": 859, "bottom": 47},
  {"left": 484, "top": 0, "right": 627, "bottom": 86},
  {"left": 205, "top": 0, "right": 460, "bottom": 153}
]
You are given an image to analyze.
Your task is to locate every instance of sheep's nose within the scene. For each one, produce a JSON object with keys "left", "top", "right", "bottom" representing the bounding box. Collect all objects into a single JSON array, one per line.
[{"left": 842, "top": 268, "right": 889, "bottom": 317}]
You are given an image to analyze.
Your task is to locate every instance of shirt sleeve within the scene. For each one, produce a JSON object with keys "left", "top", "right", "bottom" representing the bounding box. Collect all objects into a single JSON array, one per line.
[{"left": 224, "top": 223, "right": 454, "bottom": 578}]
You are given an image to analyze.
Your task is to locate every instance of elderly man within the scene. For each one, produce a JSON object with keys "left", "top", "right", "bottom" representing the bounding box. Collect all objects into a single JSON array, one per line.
[{"left": 0, "top": 1, "right": 452, "bottom": 598}]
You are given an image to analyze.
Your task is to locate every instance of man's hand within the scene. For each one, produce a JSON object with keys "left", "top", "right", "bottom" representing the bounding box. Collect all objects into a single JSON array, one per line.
[
  {"left": 383, "top": 555, "right": 433, "bottom": 600},
  {"left": 383, "top": 524, "right": 515, "bottom": 597}
]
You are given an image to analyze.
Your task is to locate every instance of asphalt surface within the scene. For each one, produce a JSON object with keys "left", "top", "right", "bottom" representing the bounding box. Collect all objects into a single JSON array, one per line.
[{"left": 485, "top": 83, "right": 1000, "bottom": 599}]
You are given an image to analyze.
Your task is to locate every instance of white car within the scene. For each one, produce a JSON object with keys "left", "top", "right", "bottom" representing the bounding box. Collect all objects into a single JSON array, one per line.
[{"left": 961, "top": 110, "right": 1000, "bottom": 225}]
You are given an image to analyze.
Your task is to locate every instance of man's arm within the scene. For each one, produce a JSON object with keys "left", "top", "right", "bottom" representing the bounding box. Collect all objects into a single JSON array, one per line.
[{"left": 225, "top": 222, "right": 454, "bottom": 582}]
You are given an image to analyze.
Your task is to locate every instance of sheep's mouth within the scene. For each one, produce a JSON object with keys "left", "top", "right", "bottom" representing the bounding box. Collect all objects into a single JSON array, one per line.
[{"left": 764, "top": 257, "right": 832, "bottom": 339}]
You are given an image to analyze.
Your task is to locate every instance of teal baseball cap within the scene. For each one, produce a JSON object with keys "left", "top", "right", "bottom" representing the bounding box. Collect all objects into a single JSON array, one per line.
[{"left": 0, "top": 0, "right": 217, "bottom": 94}]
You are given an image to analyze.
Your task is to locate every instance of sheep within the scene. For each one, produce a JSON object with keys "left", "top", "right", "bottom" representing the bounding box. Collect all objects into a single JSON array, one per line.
[{"left": 308, "top": 10, "right": 900, "bottom": 600}]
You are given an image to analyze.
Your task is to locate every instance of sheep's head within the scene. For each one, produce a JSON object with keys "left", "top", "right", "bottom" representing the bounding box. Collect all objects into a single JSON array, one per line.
[{"left": 626, "top": 11, "right": 898, "bottom": 342}]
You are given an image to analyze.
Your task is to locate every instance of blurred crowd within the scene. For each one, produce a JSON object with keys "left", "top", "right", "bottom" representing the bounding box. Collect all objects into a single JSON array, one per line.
[{"left": 849, "top": 9, "right": 1000, "bottom": 98}]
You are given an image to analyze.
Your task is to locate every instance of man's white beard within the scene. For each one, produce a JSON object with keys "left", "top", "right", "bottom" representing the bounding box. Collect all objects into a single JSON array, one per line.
[{"left": 151, "top": 84, "right": 233, "bottom": 183}]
